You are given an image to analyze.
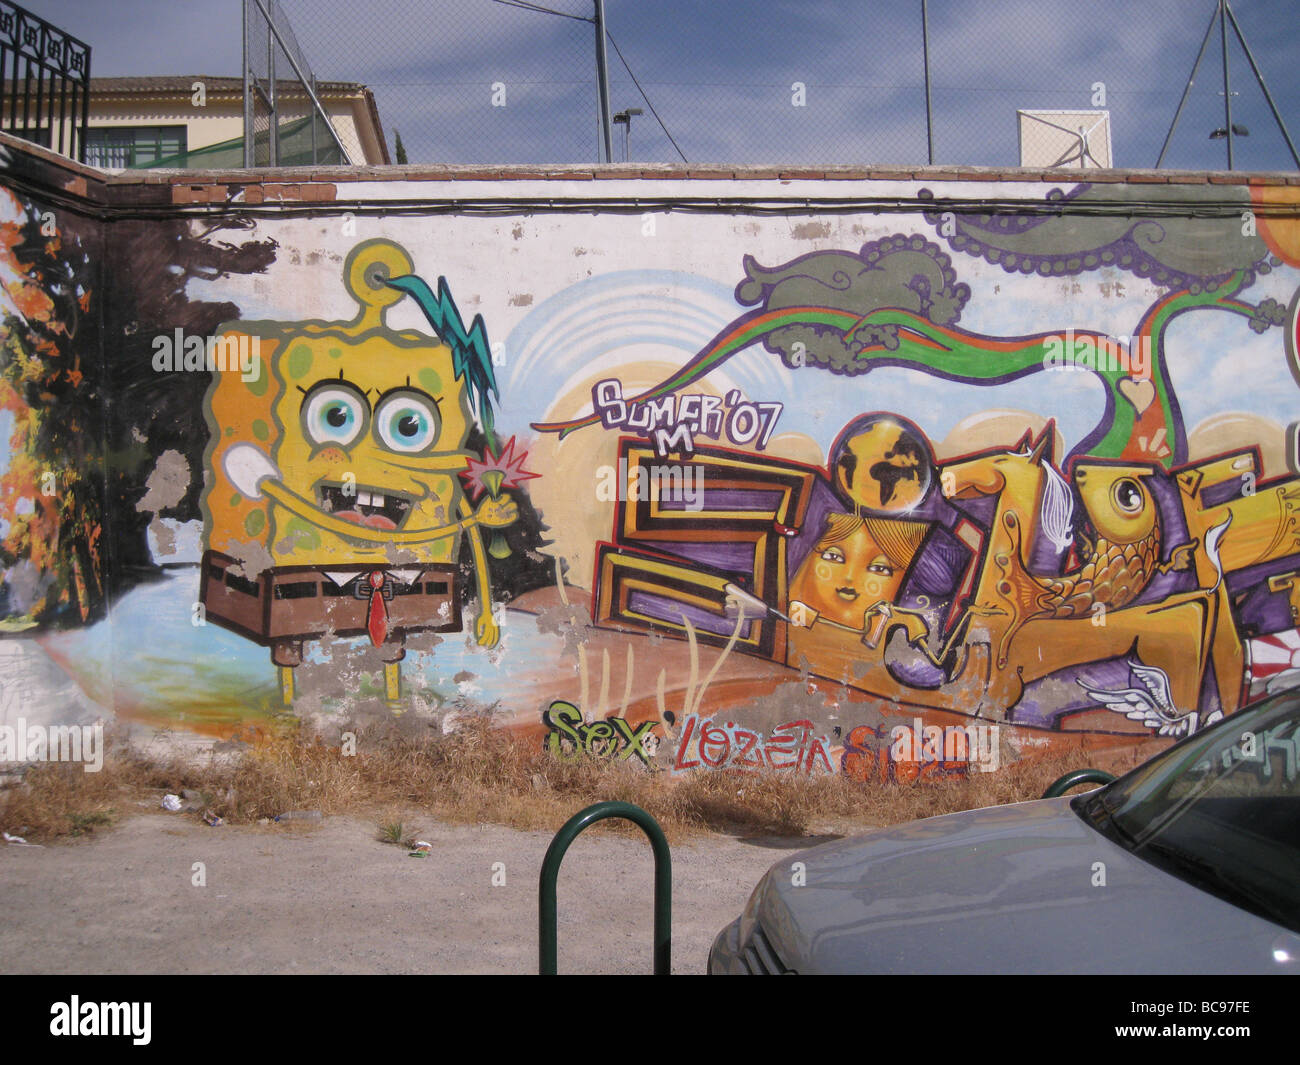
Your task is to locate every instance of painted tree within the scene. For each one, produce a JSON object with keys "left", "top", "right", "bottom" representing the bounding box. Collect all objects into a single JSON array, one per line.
[
  {"left": 98, "top": 216, "right": 277, "bottom": 606},
  {"left": 0, "top": 190, "right": 105, "bottom": 626},
  {"left": 0, "top": 195, "right": 280, "bottom": 628}
]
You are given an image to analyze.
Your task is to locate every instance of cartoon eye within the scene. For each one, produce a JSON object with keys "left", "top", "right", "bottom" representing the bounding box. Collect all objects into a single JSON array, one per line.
[
  {"left": 303, "top": 384, "right": 368, "bottom": 448},
  {"left": 868, "top": 560, "right": 895, "bottom": 577},
  {"left": 821, "top": 547, "right": 846, "bottom": 564},
  {"left": 374, "top": 389, "right": 440, "bottom": 453},
  {"left": 1112, "top": 478, "right": 1145, "bottom": 514}
]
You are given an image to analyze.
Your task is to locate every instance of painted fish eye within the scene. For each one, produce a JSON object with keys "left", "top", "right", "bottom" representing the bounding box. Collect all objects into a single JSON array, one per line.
[
  {"left": 1112, "top": 478, "right": 1145, "bottom": 514},
  {"left": 374, "top": 389, "right": 440, "bottom": 453},
  {"left": 303, "top": 383, "right": 368, "bottom": 448}
]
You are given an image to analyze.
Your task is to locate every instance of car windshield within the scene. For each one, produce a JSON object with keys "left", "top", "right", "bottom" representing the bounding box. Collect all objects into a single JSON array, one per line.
[{"left": 1074, "top": 691, "right": 1300, "bottom": 934}]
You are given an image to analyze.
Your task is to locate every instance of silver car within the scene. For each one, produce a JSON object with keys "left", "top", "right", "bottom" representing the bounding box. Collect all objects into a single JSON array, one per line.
[{"left": 709, "top": 691, "right": 1300, "bottom": 974}]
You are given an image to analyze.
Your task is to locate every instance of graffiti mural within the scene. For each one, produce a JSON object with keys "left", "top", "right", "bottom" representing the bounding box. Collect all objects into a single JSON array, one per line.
[
  {"left": 840, "top": 720, "right": 996, "bottom": 783},
  {"left": 0, "top": 188, "right": 105, "bottom": 628},
  {"left": 672, "top": 715, "right": 835, "bottom": 774},
  {"left": 534, "top": 183, "right": 1300, "bottom": 752},
  {"left": 3, "top": 146, "right": 1300, "bottom": 781},
  {"left": 543, "top": 700, "right": 659, "bottom": 765},
  {"left": 198, "top": 238, "right": 536, "bottom": 705}
]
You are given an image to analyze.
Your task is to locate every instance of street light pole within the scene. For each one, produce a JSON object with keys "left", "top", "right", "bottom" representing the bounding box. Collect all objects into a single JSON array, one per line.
[
  {"left": 922, "top": 0, "right": 934, "bottom": 165},
  {"left": 614, "top": 107, "right": 642, "bottom": 162},
  {"left": 594, "top": 0, "right": 614, "bottom": 163},
  {"left": 1219, "top": 0, "right": 1233, "bottom": 169}
]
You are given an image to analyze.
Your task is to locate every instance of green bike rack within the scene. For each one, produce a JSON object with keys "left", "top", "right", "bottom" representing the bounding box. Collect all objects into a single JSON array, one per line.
[
  {"left": 1042, "top": 768, "right": 1116, "bottom": 798},
  {"left": 539, "top": 801, "right": 671, "bottom": 975}
]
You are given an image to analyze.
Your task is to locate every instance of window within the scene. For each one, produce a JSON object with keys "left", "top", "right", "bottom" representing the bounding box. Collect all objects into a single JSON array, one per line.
[{"left": 85, "top": 126, "right": 187, "bottom": 169}]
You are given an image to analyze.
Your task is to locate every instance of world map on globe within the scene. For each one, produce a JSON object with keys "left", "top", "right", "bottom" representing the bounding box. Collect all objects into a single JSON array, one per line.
[{"left": 833, "top": 415, "right": 934, "bottom": 514}]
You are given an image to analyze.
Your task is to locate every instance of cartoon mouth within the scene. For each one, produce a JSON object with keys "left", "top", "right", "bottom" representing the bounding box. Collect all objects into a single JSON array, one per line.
[
  {"left": 316, "top": 482, "right": 414, "bottom": 531},
  {"left": 835, "top": 586, "right": 859, "bottom": 602}
]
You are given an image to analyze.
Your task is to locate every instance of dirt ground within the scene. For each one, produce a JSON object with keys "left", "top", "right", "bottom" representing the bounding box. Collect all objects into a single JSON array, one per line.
[{"left": 0, "top": 811, "right": 823, "bottom": 975}]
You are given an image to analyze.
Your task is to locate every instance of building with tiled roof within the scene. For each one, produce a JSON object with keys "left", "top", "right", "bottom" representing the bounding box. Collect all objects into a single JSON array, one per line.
[{"left": 81, "top": 75, "right": 389, "bottom": 169}]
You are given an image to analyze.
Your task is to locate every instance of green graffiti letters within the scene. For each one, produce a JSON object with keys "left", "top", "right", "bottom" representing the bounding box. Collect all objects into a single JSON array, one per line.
[{"left": 542, "top": 700, "right": 659, "bottom": 765}]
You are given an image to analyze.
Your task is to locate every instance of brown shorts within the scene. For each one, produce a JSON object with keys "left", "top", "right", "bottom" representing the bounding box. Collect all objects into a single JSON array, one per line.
[{"left": 200, "top": 550, "right": 462, "bottom": 662}]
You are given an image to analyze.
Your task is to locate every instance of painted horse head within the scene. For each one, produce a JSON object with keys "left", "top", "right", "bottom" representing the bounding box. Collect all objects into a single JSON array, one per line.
[
  {"left": 940, "top": 423, "right": 1074, "bottom": 552},
  {"left": 940, "top": 426, "right": 1054, "bottom": 499}
]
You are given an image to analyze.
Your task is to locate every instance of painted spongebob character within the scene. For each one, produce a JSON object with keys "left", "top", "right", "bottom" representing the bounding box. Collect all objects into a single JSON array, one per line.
[{"left": 199, "top": 239, "right": 519, "bottom": 706}]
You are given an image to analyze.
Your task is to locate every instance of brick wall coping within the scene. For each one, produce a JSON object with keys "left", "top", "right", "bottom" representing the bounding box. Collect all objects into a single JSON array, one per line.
[{"left": 4, "top": 128, "right": 1297, "bottom": 214}]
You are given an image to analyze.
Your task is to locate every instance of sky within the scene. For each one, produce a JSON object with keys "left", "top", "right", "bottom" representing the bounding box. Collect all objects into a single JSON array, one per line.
[{"left": 25, "top": 0, "right": 1300, "bottom": 170}]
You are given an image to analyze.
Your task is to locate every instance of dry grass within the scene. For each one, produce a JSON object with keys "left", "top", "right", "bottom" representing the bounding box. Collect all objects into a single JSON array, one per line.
[
  {"left": 0, "top": 756, "right": 136, "bottom": 841},
  {"left": 0, "top": 714, "right": 1156, "bottom": 845}
]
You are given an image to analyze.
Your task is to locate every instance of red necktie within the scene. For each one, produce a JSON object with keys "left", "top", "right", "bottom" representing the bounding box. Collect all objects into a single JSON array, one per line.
[{"left": 367, "top": 570, "right": 388, "bottom": 646}]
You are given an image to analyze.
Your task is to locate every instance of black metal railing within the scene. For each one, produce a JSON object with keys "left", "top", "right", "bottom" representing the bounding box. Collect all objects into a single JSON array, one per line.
[
  {"left": 539, "top": 801, "right": 672, "bottom": 975},
  {"left": 0, "top": 1, "right": 91, "bottom": 163},
  {"left": 1042, "top": 769, "right": 1116, "bottom": 798}
]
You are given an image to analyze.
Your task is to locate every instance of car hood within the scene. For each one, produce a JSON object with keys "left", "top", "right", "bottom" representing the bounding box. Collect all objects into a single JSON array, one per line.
[{"left": 753, "top": 797, "right": 1299, "bottom": 974}]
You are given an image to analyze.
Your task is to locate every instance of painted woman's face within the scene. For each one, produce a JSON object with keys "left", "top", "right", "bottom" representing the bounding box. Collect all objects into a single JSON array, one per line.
[{"left": 789, "top": 524, "right": 906, "bottom": 629}]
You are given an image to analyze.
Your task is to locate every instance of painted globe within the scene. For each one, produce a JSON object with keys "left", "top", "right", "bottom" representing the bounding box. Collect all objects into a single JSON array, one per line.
[{"left": 831, "top": 414, "right": 934, "bottom": 514}]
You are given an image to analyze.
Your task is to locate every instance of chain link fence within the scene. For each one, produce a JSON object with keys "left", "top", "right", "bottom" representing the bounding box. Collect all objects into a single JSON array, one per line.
[
  {"left": 244, "top": 0, "right": 348, "bottom": 166},
  {"left": 276, "top": 0, "right": 1299, "bottom": 170}
]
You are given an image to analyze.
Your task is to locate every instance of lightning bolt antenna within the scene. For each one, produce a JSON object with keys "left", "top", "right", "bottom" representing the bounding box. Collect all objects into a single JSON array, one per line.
[{"left": 385, "top": 273, "right": 500, "bottom": 453}]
